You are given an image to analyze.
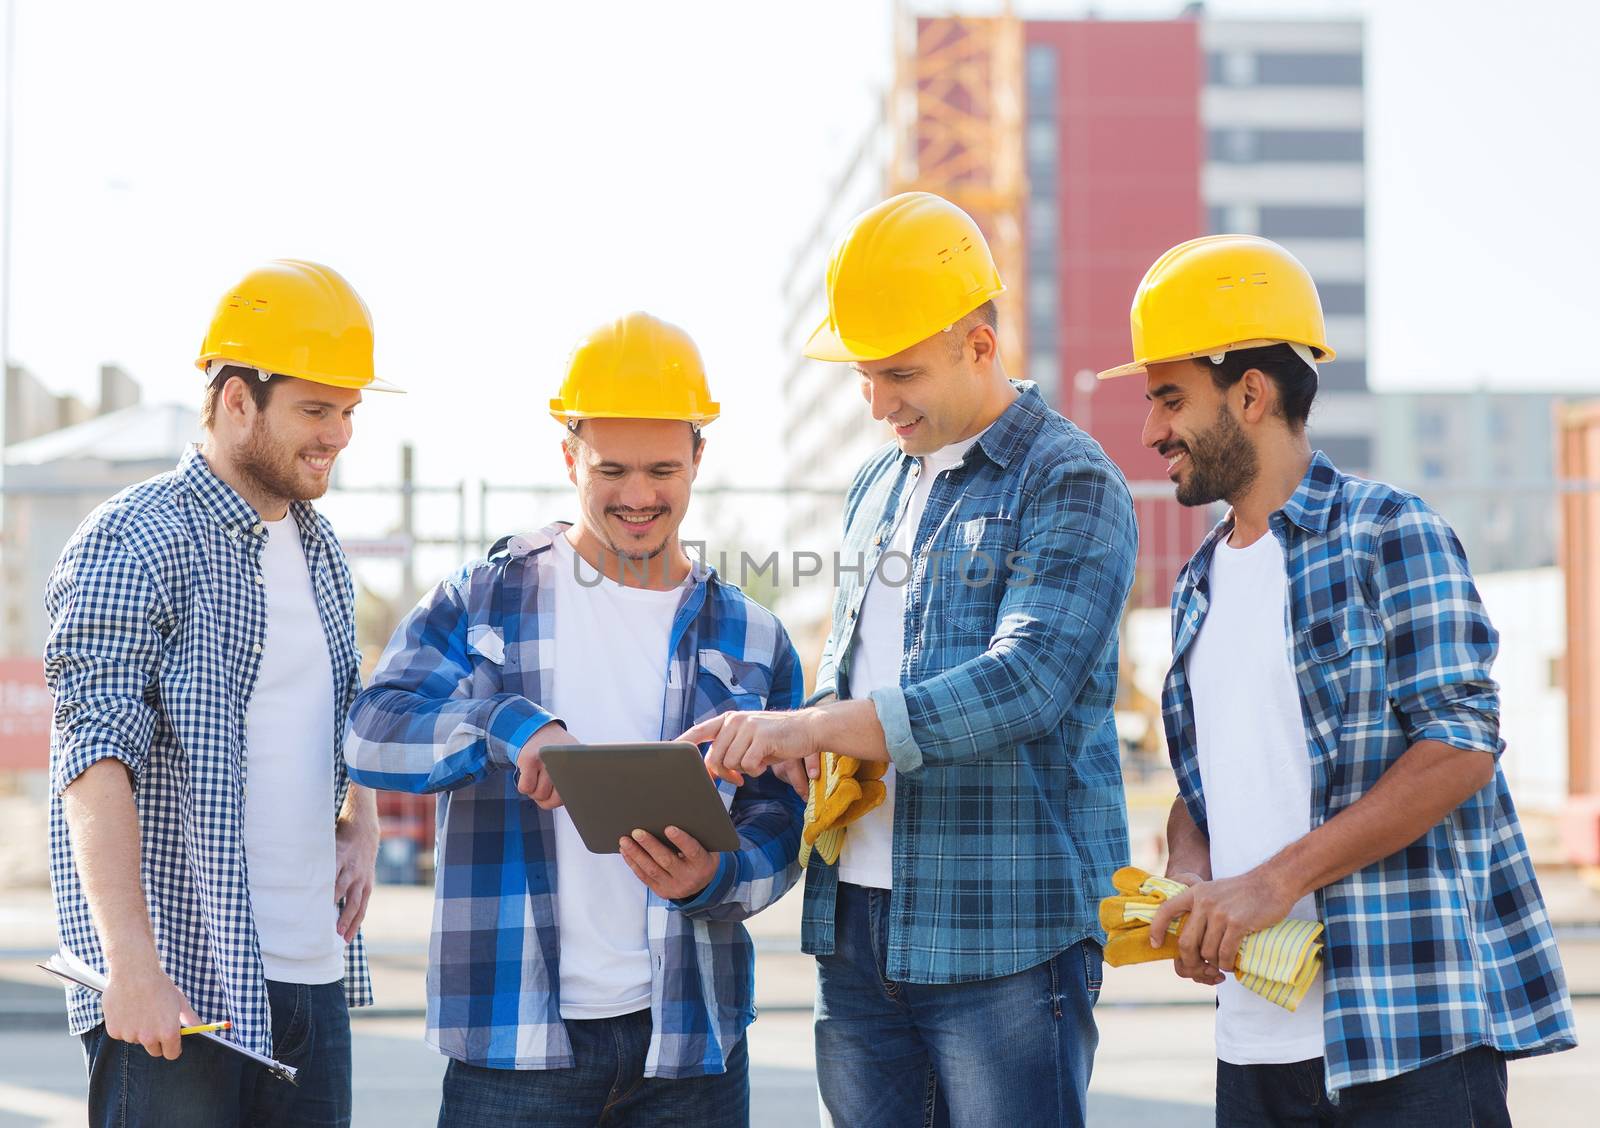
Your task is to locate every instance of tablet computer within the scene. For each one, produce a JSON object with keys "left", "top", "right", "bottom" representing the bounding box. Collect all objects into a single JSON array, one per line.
[{"left": 539, "top": 741, "right": 740, "bottom": 855}]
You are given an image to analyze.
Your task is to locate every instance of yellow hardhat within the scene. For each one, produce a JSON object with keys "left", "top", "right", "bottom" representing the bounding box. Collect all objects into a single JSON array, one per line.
[
  {"left": 549, "top": 312, "right": 720, "bottom": 427},
  {"left": 195, "top": 259, "right": 399, "bottom": 391},
  {"left": 1097, "top": 234, "right": 1335, "bottom": 380},
  {"left": 803, "top": 191, "right": 1006, "bottom": 363}
]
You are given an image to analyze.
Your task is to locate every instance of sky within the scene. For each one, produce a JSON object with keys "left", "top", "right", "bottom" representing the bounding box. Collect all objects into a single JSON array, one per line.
[{"left": 1, "top": 0, "right": 1597, "bottom": 519}]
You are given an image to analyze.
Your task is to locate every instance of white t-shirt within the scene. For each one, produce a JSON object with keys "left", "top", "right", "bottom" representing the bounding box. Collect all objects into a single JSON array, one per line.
[
  {"left": 1185, "top": 530, "right": 1325, "bottom": 1065},
  {"left": 242, "top": 514, "right": 344, "bottom": 985},
  {"left": 838, "top": 434, "right": 984, "bottom": 889},
  {"left": 547, "top": 535, "right": 684, "bottom": 1019}
]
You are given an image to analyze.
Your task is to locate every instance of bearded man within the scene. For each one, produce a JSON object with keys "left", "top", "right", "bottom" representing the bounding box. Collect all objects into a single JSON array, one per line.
[
  {"left": 1104, "top": 235, "right": 1574, "bottom": 1125},
  {"left": 45, "top": 260, "right": 393, "bottom": 1128}
]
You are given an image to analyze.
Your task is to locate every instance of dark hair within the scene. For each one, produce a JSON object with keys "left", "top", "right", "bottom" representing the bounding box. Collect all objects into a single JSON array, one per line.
[
  {"left": 1198, "top": 344, "right": 1317, "bottom": 429},
  {"left": 201, "top": 364, "right": 279, "bottom": 429}
]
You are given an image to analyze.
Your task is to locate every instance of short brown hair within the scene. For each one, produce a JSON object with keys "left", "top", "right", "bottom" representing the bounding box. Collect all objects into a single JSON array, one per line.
[{"left": 201, "top": 365, "right": 279, "bottom": 429}]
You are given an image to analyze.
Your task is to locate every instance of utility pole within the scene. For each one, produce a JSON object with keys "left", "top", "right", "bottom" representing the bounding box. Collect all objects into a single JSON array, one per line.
[
  {"left": 0, "top": 0, "right": 13, "bottom": 441},
  {"left": 399, "top": 442, "right": 416, "bottom": 607}
]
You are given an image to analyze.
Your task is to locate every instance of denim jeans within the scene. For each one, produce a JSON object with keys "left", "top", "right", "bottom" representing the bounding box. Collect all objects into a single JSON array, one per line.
[
  {"left": 437, "top": 1007, "right": 749, "bottom": 1127},
  {"left": 81, "top": 978, "right": 352, "bottom": 1128},
  {"left": 1215, "top": 1045, "right": 1511, "bottom": 1127},
  {"left": 815, "top": 882, "right": 1102, "bottom": 1128}
]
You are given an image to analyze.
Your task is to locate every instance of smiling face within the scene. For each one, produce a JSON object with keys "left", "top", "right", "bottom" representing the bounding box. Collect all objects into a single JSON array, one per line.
[
  {"left": 227, "top": 375, "right": 360, "bottom": 505},
  {"left": 851, "top": 318, "right": 1001, "bottom": 456},
  {"left": 564, "top": 417, "right": 702, "bottom": 583},
  {"left": 1140, "top": 359, "right": 1261, "bottom": 508}
]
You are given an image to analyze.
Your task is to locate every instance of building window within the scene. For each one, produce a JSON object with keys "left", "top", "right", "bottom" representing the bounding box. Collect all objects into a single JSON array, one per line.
[
  {"left": 1026, "top": 43, "right": 1057, "bottom": 110},
  {"left": 1315, "top": 434, "right": 1373, "bottom": 474},
  {"left": 1316, "top": 359, "right": 1367, "bottom": 393},
  {"left": 1254, "top": 52, "right": 1364, "bottom": 86},
  {"left": 1207, "top": 205, "right": 1231, "bottom": 234},
  {"left": 1258, "top": 205, "right": 1365, "bottom": 239},
  {"left": 1318, "top": 282, "right": 1366, "bottom": 317},
  {"left": 1212, "top": 129, "right": 1364, "bottom": 163},
  {"left": 1415, "top": 411, "right": 1446, "bottom": 440}
]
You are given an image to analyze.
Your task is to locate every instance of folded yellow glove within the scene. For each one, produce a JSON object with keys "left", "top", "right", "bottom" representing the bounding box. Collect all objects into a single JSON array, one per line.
[
  {"left": 797, "top": 751, "right": 887, "bottom": 868},
  {"left": 1099, "top": 866, "right": 1325, "bottom": 1012}
]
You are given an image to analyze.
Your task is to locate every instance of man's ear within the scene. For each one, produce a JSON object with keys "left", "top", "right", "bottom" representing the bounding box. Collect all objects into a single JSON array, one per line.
[
  {"left": 219, "top": 375, "right": 252, "bottom": 426},
  {"left": 968, "top": 323, "right": 998, "bottom": 371},
  {"left": 1238, "top": 368, "right": 1273, "bottom": 424}
]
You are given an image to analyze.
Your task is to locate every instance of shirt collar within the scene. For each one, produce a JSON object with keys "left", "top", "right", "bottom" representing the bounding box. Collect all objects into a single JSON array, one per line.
[
  {"left": 1276, "top": 450, "right": 1340, "bottom": 536},
  {"left": 177, "top": 445, "right": 322, "bottom": 542},
  {"left": 886, "top": 380, "right": 1043, "bottom": 475},
  {"left": 1183, "top": 451, "right": 1339, "bottom": 591}
]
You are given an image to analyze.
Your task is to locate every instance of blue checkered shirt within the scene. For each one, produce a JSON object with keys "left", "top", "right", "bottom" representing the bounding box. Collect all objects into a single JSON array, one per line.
[
  {"left": 45, "top": 447, "right": 372, "bottom": 1056},
  {"left": 1164, "top": 452, "right": 1576, "bottom": 1091},
  {"left": 800, "top": 383, "right": 1138, "bottom": 983},
  {"left": 344, "top": 524, "right": 805, "bottom": 1078}
]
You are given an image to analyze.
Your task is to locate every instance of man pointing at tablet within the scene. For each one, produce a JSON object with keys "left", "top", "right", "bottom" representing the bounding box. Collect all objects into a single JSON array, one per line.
[{"left": 345, "top": 312, "right": 804, "bottom": 1127}]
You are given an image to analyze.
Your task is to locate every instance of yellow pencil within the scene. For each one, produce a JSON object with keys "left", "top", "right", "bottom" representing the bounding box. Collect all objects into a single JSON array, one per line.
[{"left": 179, "top": 1021, "right": 231, "bottom": 1036}]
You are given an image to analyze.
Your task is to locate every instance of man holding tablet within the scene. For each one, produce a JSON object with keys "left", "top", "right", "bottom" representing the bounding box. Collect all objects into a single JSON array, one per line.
[{"left": 346, "top": 312, "right": 805, "bottom": 1127}]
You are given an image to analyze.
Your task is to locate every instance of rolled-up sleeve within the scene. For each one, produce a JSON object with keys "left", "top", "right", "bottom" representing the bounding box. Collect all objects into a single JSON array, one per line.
[
  {"left": 1369, "top": 497, "right": 1502, "bottom": 756},
  {"left": 45, "top": 528, "right": 166, "bottom": 795},
  {"left": 884, "top": 457, "right": 1138, "bottom": 774},
  {"left": 345, "top": 571, "right": 559, "bottom": 794}
]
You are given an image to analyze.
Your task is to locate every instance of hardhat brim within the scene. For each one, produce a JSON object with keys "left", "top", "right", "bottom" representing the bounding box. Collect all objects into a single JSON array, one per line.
[
  {"left": 549, "top": 403, "right": 721, "bottom": 427},
  {"left": 802, "top": 317, "right": 878, "bottom": 363},
  {"left": 1097, "top": 338, "right": 1337, "bottom": 381},
  {"left": 196, "top": 353, "right": 405, "bottom": 394}
]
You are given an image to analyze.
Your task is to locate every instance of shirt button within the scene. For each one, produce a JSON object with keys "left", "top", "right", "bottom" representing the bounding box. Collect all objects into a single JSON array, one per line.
[
  {"left": 252, "top": 522, "right": 264, "bottom": 534},
  {"left": 254, "top": 574, "right": 265, "bottom": 585},
  {"left": 253, "top": 644, "right": 263, "bottom": 654}
]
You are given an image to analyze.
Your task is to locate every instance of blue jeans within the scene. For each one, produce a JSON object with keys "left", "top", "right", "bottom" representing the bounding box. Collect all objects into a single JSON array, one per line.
[
  {"left": 437, "top": 1007, "right": 749, "bottom": 1127},
  {"left": 80, "top": 978, "right": 352, "bottom": 1128},
  {"left": 1215, "top": 1046, "right": 1511, "bottom": 1127},
  {"left": 815, "top": 882, "right": 1102, "bottom": 1128}
]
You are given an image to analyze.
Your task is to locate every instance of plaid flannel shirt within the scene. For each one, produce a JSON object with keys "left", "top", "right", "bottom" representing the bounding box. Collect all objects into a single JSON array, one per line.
[
  {"left": 801, "top": 383, "right": 1138, "bottom": 983},
  {"left": 1163, "top": 452, "right": 1576, "bottom": 1091},
  {"left": 45, "top": 447, "right": 372, "bottom": 1056},
  {"left": 344, "top": 524, "right": 804, "bottom": 1078}
]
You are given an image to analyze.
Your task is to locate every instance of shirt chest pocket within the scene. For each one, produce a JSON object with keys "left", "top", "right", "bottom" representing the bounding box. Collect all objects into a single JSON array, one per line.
[
  {"left": 1297, "top": 605, "right": 1386, "bottom": 726},
  {"left": 939, "top": 516, "right": 1020, "bottom": 637},
  {"left": 696, "top": 649, "right": 771, "bottom": 715}
]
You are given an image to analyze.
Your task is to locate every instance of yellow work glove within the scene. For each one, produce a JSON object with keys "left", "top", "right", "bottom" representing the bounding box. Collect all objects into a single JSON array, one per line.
[
  {"left": 797, "top": 751, "right": 887, "bottom": 868},
  {"left": 1098, "top": 866, "right": 1325, "bottom": 1012}
]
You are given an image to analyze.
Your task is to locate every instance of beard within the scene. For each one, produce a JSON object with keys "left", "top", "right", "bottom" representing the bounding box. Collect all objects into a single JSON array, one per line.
[
  {"left": 602, "top": 508, "right": 673, "bottom": 563},
  {"left": 237, "top": 418, "right": 333, "bottom": 504},
  {"left": 1170, "top": 404, "right": 1259, "bottom": 507}
]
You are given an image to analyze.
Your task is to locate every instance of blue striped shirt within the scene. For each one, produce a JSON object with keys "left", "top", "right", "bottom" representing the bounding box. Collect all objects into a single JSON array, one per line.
[
  {"left": 45, "top": 447, "right": 372, "bottom": 1056},
  {"left": 801, "top": 383, "right": 1139, "bottom": 982},
  {"left": 344, "top": 524, "right": 804, "bottom": 1077},
  {"left": 1163, "top": 452, "right": 1576, "bottom": 1091}
]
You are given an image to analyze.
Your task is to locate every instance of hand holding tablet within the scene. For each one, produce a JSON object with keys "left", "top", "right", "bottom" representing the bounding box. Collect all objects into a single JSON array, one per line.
[{"left": 537, "top": 742, "right": 740, "bottom": 854}]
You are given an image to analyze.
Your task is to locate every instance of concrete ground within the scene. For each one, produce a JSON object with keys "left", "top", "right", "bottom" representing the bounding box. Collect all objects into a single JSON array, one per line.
[{"left": 4, "top": 871, "right": 1600, "bottom": 1127}]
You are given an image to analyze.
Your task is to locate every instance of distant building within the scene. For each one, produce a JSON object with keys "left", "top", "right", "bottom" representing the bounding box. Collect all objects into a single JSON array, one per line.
[
  {"left": 0, "top": 366, "right": 200, "bottom": 656},
  {"left": 1369, "top": 390, "right": 1563, "bottom": 574}
]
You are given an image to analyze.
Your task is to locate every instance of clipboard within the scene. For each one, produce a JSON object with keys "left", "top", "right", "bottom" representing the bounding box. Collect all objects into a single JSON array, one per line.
[
  {"left": 38, "top": 949, "right": 300, "bottom": 1084},
  {"left": 539, "top": 741, "right": 740, "bottom": 854}
]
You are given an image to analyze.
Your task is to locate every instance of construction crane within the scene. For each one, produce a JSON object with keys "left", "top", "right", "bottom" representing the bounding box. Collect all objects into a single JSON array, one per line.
[{"left": 888, "top": 0, "right": 1028, "bottom": 375}]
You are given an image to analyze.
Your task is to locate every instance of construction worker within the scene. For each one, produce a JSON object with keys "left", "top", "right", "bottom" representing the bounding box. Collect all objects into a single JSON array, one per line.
[
  {"left": 46, "top": 260, "right": 390, "bottom": 1126},
  {"left": 682, "top": 192, "right": 1139, "bottom": 1127},
  {"left": 1100, "top": 234, "right": 1576, "bottom": 1123},
  {"left": 344, "top": 312, "right": 805, "bottom": 1127}
]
